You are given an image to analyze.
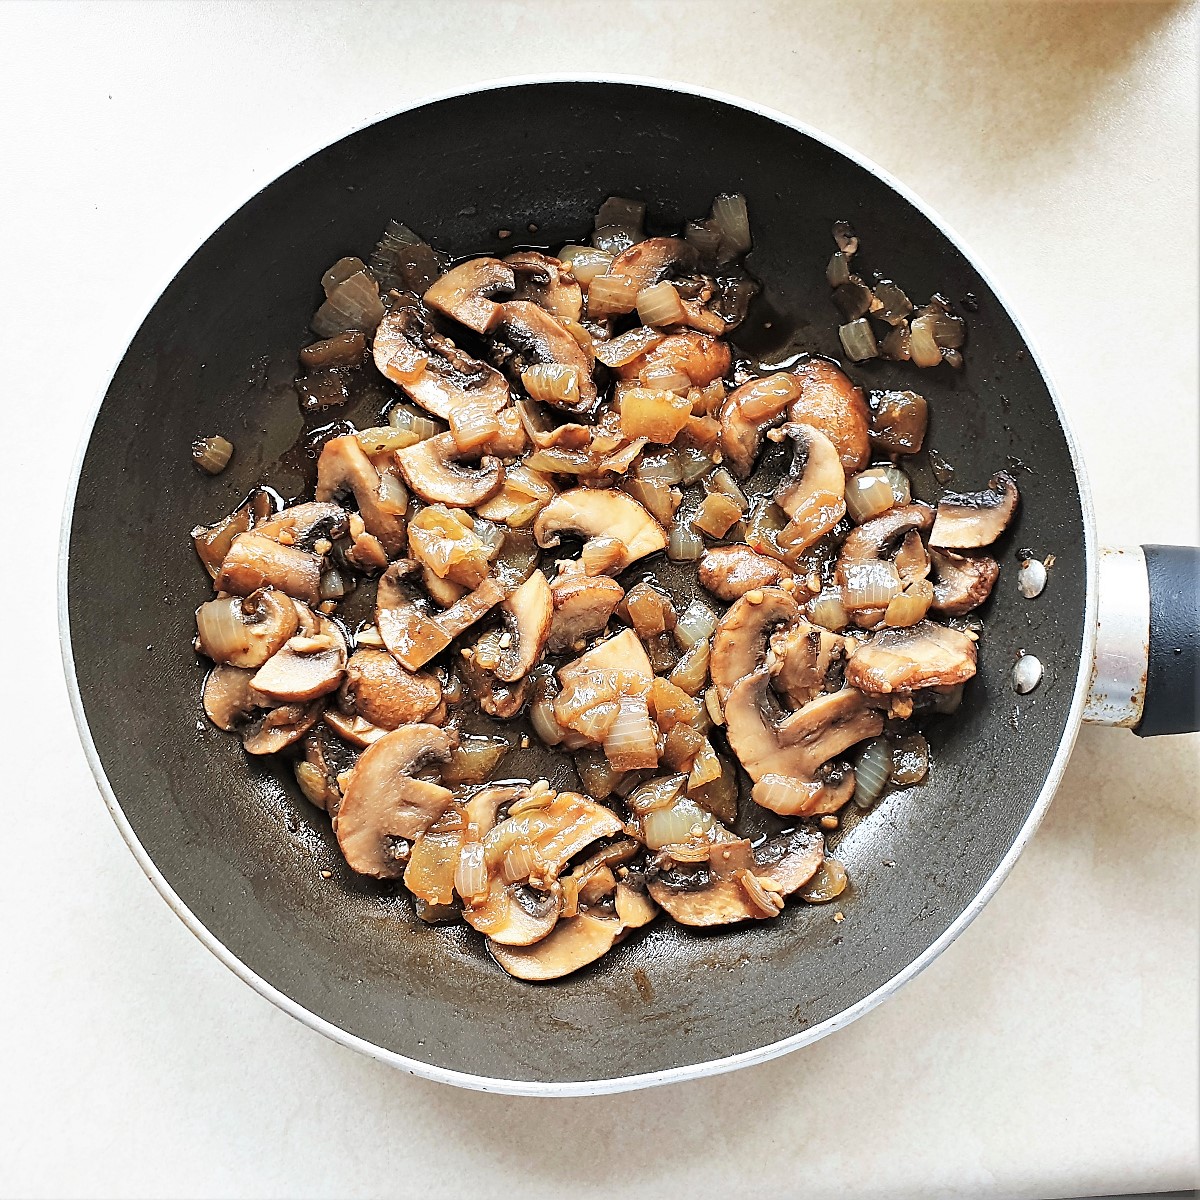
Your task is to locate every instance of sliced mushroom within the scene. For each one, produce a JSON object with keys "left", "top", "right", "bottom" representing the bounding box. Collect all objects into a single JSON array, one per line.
[
  {"left": 322, "top": 708, "right": 391, "bottom": 748},
  {"left": 717, "top": 372, "right": 802, "bottom": 477},
  {"left": 423, "top": 257, "right": 515, "bottom": 334},
  {"left": 609, "top": 236, "right": 699, "bottom": 293},
  {"left": 534, "top": 489, "right": 666, "bottom": 573},
  {"left": 547, "top": 571, "right": 623, "bottom": 653},
  {"left": 489, "top": 911, "right": 622, "bottom": 981},
  {"left": 334, "top": 724, "right": 459, "bottom": 877},
  {"left": 251, "top": 501, "right": 348, "bottom": 551},
  {"left": 616, "top": 330, "right": 730, "bottom": 388},
  {"left": 845, "top": 620, "right": 978, "bottom": 694},
  {"left": 767, "top": 620, "right": 847, "bottom": 708},
  {"left": 463, "top": 783, "right": 523, "bottom": 835},
  {"left": 835, "top": 503, "right": 935, "bottom": 610},
  {"left": 463, "top": 878, "right": 560, "bottom": 946},
  {"left": 394, "top": 431, "right": 504, "bottom": 508},
  {"left": 458, "top": 643, "right": 532, "bottom": 719},
  {"left": 496, "top": 300, "right": 597, "bottom": 412},
  {"left": 202, "top": 665, "right": 268, "bottom": 731},
  {"left": 711, "top": 587, "right": 800, "bottom": 701},
  {"left": 294, "top": 728, "right": 345, "bottom": 814},
  {"left": 251, "top": 616, "right": 348, "bottom": 702},
  {"left": 929, "top": 548, "right": 1001, "bottom": 615},
  {"left": 788, "top": 357, "right": 871, "bottom": 474},
  {"left": 374, "top": 563, "right": 453, "bottom": 671},
  {"left": 315, "top": 435, "right": 407, "bottom": 556},
  {"left": 373, "top": 308, "right": 509, "bottom": 420},
  {"left": 339, "top": 649, "right": 442, "bottom": 728},
  {"left": 437, "top": 575, "right": 508, "bottom": 638},
  {"left": 558, "top": 627, "right": 654, "bottom": 690},
  {"left": 724, "top": 673, "right": 883, "bottom": 815},
  {"left": 195, "top": 588, "right": 299, "bottom": 667},
  {"left": 495, "top": 569, "right": 552, "bottom": 682},
  {"left": 774, "top": 422, "right": 848, "bottom": 552},
  {"left": 241, "top": 701, "right": 322, "bottom": 756},
  {"left": 929, "top": 472, "right": 1019, "bottom": 548},
  {"left": 698, "top": 546, "right": 796, "bottom": 602},
  {"left": 506, "top": 251, "right": 583, "bottom": 322},
  {"left": 647, "top": 826, "right": 825, "bottom": 926},
  {"left": 214, "top": 534, "right": 323, "bottom": 606},
  {"left": 614, "top": 881, "right": 658, "bottom": 929}
]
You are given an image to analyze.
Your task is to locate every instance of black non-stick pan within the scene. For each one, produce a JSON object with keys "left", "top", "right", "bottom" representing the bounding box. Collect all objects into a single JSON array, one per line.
[{"left": 60, "top": 80, "right": 1199, "bottom": 1094}]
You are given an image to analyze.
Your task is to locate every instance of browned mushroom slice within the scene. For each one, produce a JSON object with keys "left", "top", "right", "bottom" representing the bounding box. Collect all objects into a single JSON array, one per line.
[
  {"left": 251, "top": 501, "right": 348, "bottom": 549},
  {"left": 698, "top": 546, "right": 795, "bottom": 602},
  {"left": 375, "top": 562, "right": 453, "bottom": 671},
  {"left": 339, "top": 649, "right": 442, "bottom": 728},
  {"left": 495, "top": 570, "right": 552, "bottom": 682},
  {"left": 294, "top": 728, "right": 345, "bottom": 814},
  {"left": 845, "top": 620, "right": 978, "bottom": 694},
  {"left": 241, "top": 701, "right": 322, "bottom": 756},
  {"left": 788, "top": 357, "right": 871, "bottom": 474},
  {"left": 711, "top": 587, "right": 801, "bottom": 701},
  {"left": 423, "top": 257, "right": 515, "bottom": 334},
  {"left": 436, "top": 575, "right": 508, "bottom": 638},
  {"left": 547, "top": 571, "right": 624, "bottom": 653},
  {"left": 322, "top": 709, "right": 390, "bottom": 747},
  {"left": 488, "top": 911, "right": 623, "bottom": 981},
  {"left": 647, "top": 826, "right": 825, "bottom": 926},
  {"left": 314, "top": 435, "right": 407, "bottom": 556},
  {"left": 506, "top": 251, "right": 583, "bottom": 322},
  {"left": 774, "top": 422, "right": 848, "bottom": 552},
  {"left": 717, "top": 372, "right": 802, "bottom": 477},
  {"left": 459, "top": 641, "right": 532, "bottom": 719},
  {"left": 929, "top": 548, "right": 1001, "bottom": 616},
  {"left": 195, "top": 588, "right": 299, "bottom": 667},
  {"left": 334, "top": 724, "right": 459, "bottom": 877},
  {"left": 496, "top": 300, "right": 597, "bottom": 412},
  {"left": 929, "top": 472, "right": 1019, "bottom": 548},
  {"left": 202, "top": 665, "right": 268, "bottom": 731},
  {"left": 835, "top": 503, "right": 935, "bottom": 612},
  {"left": 767, "top": 620, "right": 847, "bottom": 708},
  {"left": 614, "top": 881, "right": 658, "bottom": 929},
  {"left": 724, "top": 672, "right": 882, "bottom": 816},
  {"left": 214, "top": 533, "right": 323, "bottom": 606},
  {"left": 609, "top": 236, "right": 699, "bottom": 293},
  {"left": 394, "top": 431, "right": 504, "bottom": 508},
  {"left": 373, "top": 308, "right": 510, "bottom": 420},
  {"left": 251, "top": 616, "right": 348, "bottom": 702},
  {"left": 558, "top": 627, "right": 654, "bottom": 690},
  {"left": 534, "top": 489, "right": 666, "bottom": 573},
  {"left": 463, "top": 878, "right": 560, "bottom": 946}
]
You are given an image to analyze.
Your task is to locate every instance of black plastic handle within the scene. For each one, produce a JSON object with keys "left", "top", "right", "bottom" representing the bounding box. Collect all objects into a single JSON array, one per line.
[{"left": 1134, "top": 545, "right": 1200, "bottom": 737}]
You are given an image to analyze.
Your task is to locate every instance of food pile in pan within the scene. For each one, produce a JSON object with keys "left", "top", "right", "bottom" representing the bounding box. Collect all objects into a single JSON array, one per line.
[{"left": 190, "top": 195, "right": 1017, "bottom": 980}]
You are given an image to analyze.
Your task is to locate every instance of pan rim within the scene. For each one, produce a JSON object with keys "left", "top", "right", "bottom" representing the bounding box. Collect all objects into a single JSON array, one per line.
[{"left": 57, "top": 72, "right": 1099, "bottom": 1096}]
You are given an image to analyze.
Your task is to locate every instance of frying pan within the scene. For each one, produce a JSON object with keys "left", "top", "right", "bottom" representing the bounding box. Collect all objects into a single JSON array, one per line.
[{"left": 60, "top": 79, "right": 1199, "bottom": 1095}]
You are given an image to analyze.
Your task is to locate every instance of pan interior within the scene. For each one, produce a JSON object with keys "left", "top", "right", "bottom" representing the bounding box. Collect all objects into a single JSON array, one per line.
[{"left": 66, "top": 82, "right": 1088, "bottom": 1086}]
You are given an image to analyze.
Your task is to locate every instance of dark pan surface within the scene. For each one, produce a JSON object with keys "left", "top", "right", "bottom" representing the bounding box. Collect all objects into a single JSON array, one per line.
[{"left": 65, "top": 82, "right": 1090, "bottom": 1088}]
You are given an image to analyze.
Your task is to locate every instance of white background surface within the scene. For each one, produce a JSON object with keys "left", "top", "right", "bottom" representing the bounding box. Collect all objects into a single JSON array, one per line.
[{"left": 2, "top": 3, "right": 1197, "bottom": 1198}]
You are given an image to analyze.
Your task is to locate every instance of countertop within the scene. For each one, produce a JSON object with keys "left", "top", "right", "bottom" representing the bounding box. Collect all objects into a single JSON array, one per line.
[{"left": 2, "top": 3, "right": 1197, "bottom": 1197}]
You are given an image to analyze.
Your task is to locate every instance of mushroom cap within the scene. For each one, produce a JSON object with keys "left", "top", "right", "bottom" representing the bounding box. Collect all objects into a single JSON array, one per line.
[
  {"left": 845, "top": 620, "right": 978, "bottom": 693},
  {"left": 929, "top": 549, "right": 1001, "bottom": 616},
  {"left": 929, "top": 472, "right": 1020, "bottom": 549},
  {"left": 334, "top": 724, "right": 459, "bottom": 877},
  {"left": 648, "top": 826, "right": 824, "bottom": 926},
  {"left": 788, "top": 357, "right": 871, "bottom": 474},
  {"left": 711, "top": 587, "right": 800, "bottom": 701},
  {"left": 488, "top": 911, "right": 622, "bottom": 981},
  {"left": 496, "top": 300, "right": 598, "bottom": 412},
  {"left": 496, "top": 569, "right": 553, "bottom": 682},
  {"left": 767, "top": 620, "right": 847, "bottom": 709},
  {"left": 322, "top": 708, "right": 390, "bottom": 748},
  {"left": 423, "top": 257, "right": 515, "bottom": 334},
  {"left": 464, "top": 880, "right": 560, "bottom": 946},
  {"left": 394, "top": 431, "right": 505, "bottom": 508},
  {"left": 339, "top": 648, "right": 442, "bottom": 729},
  {"left": 717, "top": 372, "right": 802, "bottom": 477},
  {"left": 251, "top": 501, "right": 348, "bottom": 550},
  {"left": 202, "top": 664, "right": 268, "bottom": 731},
  {"left": 195, "top": 588, "right": 299, "bottom": 668},
  {"left": 505, "top": 251, "right": 583, "bottom": 322},
  {"left": 214, "top": 534, "right": 323, "bottom": 606},
  {"left": 613, "top": 881, "right": 659, "bottom": 929},
  {"left": 241, "top": 701, "right": 322, "bottom": 756},
  {"left": 251, "top": 617, "right": 348, "bottom": 702},
  {"left": 547, "top": 571, "right": 624, "bottom": 653},
  {"left": 775, "top": 422, "right": 847, "bottom": 522},
  {"left": 534, "top": 489, "right": 667, "bottom": 573},
  {"left": 374, "top": 562, "right": 454, "bottom": 671},
  {"left": 698, "top": 545, "right": 795, "bottom": 603},
  {"left": 314, "top": 435, "right": 407, "bottom": 556},
  {"left": 608, "top": 236, "right": 699, "bottom": 293}
]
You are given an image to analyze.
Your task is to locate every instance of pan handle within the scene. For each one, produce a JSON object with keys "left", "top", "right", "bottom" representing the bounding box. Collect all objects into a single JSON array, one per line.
[{"left": 1084, "top": 545, "right": 1200, "bottom": 735}]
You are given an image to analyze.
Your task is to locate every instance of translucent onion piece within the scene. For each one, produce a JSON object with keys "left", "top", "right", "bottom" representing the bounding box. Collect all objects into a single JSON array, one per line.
[
  {"left": 800, "top": 860, "right": 848, "bottom": 904},
  {"left": 591, "top": 225, "right": 637, "bottom": 255},
  {"left": 833, "top": 279, "right": 873, "bottom": 322},
  {"left": 710, "top": 193, "right": 752, "bottom": 257},
  {"left": 558, "top": 245, "right": 614, "bottom": 286},
  {"left": 678, "top": 446, "right": 713, "bottom": 485},
  {"left": 355, "top": 426, "right": 420, "bottom": 454},
  {"left": 521, "top": 362, "right": 581, "bottom": 406},
  {"left": 441, "top": 736, "right": 509, "bottom": 785},
  {"left": 639, "top": 367, "right": 692, "bottom": 394},
  {"left": 845, "top": 471, "right": 898, "bottom": 524},
  {"left": 909, "top": 314, "right": 942, "bottom": 367},
  {"left": 873, "top": 280, "right": 913, "bottom": 325},
  {"left": 826, "top": 250, "right": 851, "bottom": 288},
  {"left": 841, "top": 560, "right": 902, "bottom": 610},
  {"left": 192, "top": 436, "right": 233, "bottom": 475},
  {"left": 880, "top": 323, "right": 912, "bottom": 362},
  {"left": 594, "top": 325, "right": 664, "bottom": 368},
  {"left": 884, "top": 579, "right": 934, "bottom": 627},
  {"left": 880, "top": 464, "right": 912, "bottom": 505},
  {"left": 890, "top": 735, "right": 930, "bottom": 785},
  {"left": 633, "top": 447, "right": 684, "bottom": 486},
  {"left": 624, "top": 478, "right": 679, "bottom": 527},
  {"left": 502, "top": 840, "right": 537, "bottom": 884},
  {"left": 706, "top": 468, "right": 748, "bottom": 513},
  {"left": 387, "top": 405, "right": 441, "bottom": 440},
  {"left": 667, "top": 520, "right": 705, "bottom": 562},
  {"left": 454, "top": 841, "right": 487, "bottom": 902},
  {"left": 687, "top": 738, "right": 722, "bottom": 789},
  {"left": 674, "top": 600, "right": 718, "bottom": 650},
  {"left": 530, "top": 689, "right": 565, "bottom": 747},
  {"left": 595, "top": 196, "right": 647, "bottom": 232},
  {"left": 620, "top": 387, "right": 691, "bottom": 444},
  {"left": 603, "top": 695, "right": 660, "bottom": 772},
  {"left": 839, "top": 317, "right": 879, "bottom": 362},
  {"left": 319, "top": 569, "right": 351, "bottom": 601},
  {"left": 684, "top": 220, "right": 722, "bottom": 261},
  {"left": 587, "top": 273, "right": 639, "bottom": 317},
  {"left": 450, "top": 402, "right": 501, "bottom": 452},
  {"left": 574, "top": 701, "right": 621, "bottom": 743},
  {"left": 637, "top": 281, "right": 687, "bottom": 327},
  {"left": 312, "top": 270, "right": 385, "bottom": 338},
  {"left": 376, "top": 471, "right": 408, "bottom": 514},
  {"left": 808, "top": 588, "right": 850, "bottom": 631},
  {"left": 853, "top": 738, "right": 891, "bottom": 808},
  {"left": 931, "top": 312, "right": 966, "bottom": 349},
  {"left": 669, "top": 639, "right": 710, "bottom": 697},
  {"left": 691, "top": 493, "right": 743, "bottom": 538},
  {"left": 642, "top": 798, "right": 714, "bottom": 850}
]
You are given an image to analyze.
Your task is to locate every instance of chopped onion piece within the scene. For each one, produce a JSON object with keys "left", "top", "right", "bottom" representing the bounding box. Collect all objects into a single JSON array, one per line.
[
  {"left": 839, "top": 317, "right": 879, "bottom": 362},
  {"left": 669, "top": 639, "right": 710, "bottom": 696},
  {"left": 710, "top": 193, "right": 751, "bottom": 257},
  {"left": 909, "top": 314, "right": 942, "bottom": 367},
  {"left": 454, "top": 841, "right": 488, "bottom": 902},
  {"left": 687, "top": 738, "right": 722, "bottom": 789},
  {"left": 884, "top": 580, "right": 934, "bottom": 627},
  {"left": 633, "top": 447, "right": 684, "bottom": 486},
  {"left": 502, "top": 841, "right": 537, "bottom": 884},
  {"left": 684, "top": 220, "right": 722, "bottom": 261},
  {"left": 594, "top": 325, "right": 664, "bottom": 368},
  {"left": 319, "top": 569, "right": 351, "bottom": 601},
  {"left": 642, "top": 798, "right": 714, "bottom": 850},
  {"left": 853, "top": 738, "right": 891, "bottom": 809},
  {"left": 639, "top": 366, "right": 692, "bottom": 394},
  {"left": 706, "top": 468, "right": 748, "bottom": 513},
  {"left": 891, "top": 735, "right": 930, "bottom": 785},
  {"left": 808, "top": 588, "right": 850, "bottom": 631},
  {"left": 677, "top": 446, "right": 713, "bottom": 485},
  {"left": 667, "top": 519, "right": 705, "bottom": 562},
  {"left": 845, "top": 471, "right": 898, "bottom": 524},
  {"left": 826, "top": 251, "right": 852, "bottom": 288},
  {"left": 192, "top": 435, "right": 233, "bottom": 475},
  {"left": 880, "top": 323, "right": 912, "bottom": 362},
  {"left": 800, "top": 860, "right": 847, "bottom": 903},
  {"left": 931, "top": 312, "right": 966, "bottom": 349},
  {"left": 873, "top": 280, "right": 913, "bottom": 325},
  {"left": 587, "top": 273, "right": 639, "bottom": 317},
  {"left": 591, "top": 225, "right": 637, "bottom": 255},
  {"left": 880, "top": 465, "right": 912, "bottom": 506},
  {"left": 595, "top": 196, "right": 646, "bottom": 232},
  {"left": 522, "top": 362, "right": 581, "bottom": 406},
  {"left": 558, "top": 245, "right": 614, "bottom": 286},
  {"left": 312, "top": 269, "right": 384, "bottom": 338},
  {"left": 355, "top": 426, "right": 420, "bottom": 453},
  {"left": 388, "top": 405, "right": 441, "bottom": 440},
  {"left": 841, "top": 561, "right": 902, "bottom": 609},
  {"left": 692, "top": 492, "right": 744, "bottom": 538},
  {"left": 637, "top": 281, "right": 688, "bottom": 327},
  {"left": 603, "top": 695, "right": 659, "bottom": 772},
  {"left": 833, "top": 280, "right": 873, "bottom": 322},
  {"left": 674, "top": 600, "right": 718, "bottom": 650}
]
